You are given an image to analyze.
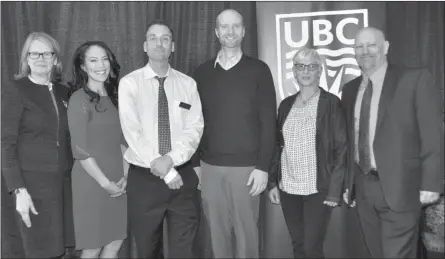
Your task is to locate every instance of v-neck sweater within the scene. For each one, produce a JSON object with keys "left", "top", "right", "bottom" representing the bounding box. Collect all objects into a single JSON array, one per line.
[{"left": 192, "top": 55, "right": 277, "bottom": 172}]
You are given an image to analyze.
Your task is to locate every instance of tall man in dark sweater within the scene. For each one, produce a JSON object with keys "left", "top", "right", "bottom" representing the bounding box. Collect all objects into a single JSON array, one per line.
[{"left": 192, "top": 9, "right": 277, "bottom": 258}]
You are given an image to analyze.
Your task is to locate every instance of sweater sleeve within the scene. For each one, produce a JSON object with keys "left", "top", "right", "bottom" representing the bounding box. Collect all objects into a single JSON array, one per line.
[{"left": 255, "top": 63, "right": 277, "bottom": 173}]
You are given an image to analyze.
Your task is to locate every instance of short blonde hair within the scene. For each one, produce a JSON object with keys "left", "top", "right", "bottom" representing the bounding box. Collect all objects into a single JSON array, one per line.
[
  {"left": 292, "top": 47, "right": 323, "bottom": 66},
  {"left": 14, "top": 32, "right": 63, "bottom": 83}
]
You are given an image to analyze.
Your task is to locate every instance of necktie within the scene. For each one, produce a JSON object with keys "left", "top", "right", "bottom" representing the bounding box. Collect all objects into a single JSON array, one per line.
[
  {"left": 358, "top": 80, "right": 373, "bottom": 174},
  {"left": 156, "top": 76, "right": 171, "bottom": 155}
]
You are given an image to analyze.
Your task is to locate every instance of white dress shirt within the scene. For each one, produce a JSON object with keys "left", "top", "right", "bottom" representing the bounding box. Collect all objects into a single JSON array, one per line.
[
  {"left": 119, "top": 63, "right": 204, "bottom": 182},
  {"left": 214, "top": 50, "right": 243, "bottom": 70},
  {"left": 354, "top": 61, "right": 388, "bottom": 169}
]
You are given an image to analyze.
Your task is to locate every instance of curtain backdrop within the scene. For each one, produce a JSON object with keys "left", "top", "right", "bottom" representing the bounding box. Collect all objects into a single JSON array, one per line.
[
  {"left": 1, "top": 1, "right": 258, "bottom": 87},
  {"left": 385, "top": 2, "right": 444, "bottom": 94},
  {"left": 1, "top": 1, "right": 257, "bottom": 258},
  {"left": 256, "top": 1, "right": 444, "bottom": 258}
]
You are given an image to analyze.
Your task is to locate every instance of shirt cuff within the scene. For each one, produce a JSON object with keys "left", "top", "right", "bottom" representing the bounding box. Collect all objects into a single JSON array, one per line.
[
  {"left": 164, "top": 168, "right": 178, "bottom": 184},
  {"left": 166, "top": 151, "right": 182, "bottom": 167}
]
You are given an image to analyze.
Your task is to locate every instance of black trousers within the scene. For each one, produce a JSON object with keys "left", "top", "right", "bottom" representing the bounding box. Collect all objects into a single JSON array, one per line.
[
  {"left": 126, "top": 163, "right": 199, "bottom": 259},
  {"left": 354, "top": 164, "right": 421, "bottom": 258},
  {"left": 279, "top": 189, "right": 332, "bottom": 258}
]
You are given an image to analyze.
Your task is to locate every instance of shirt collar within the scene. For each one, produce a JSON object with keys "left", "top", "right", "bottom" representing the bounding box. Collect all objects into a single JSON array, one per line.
[
  {"left": 28, "top": 75, "right": 53, "bottom": 91},
  {"left": 369, "top": 61, "right": 388, "bottom": 86},
  {"left": 143, "top": 63, "right": 172, "bottom": 80},
  {"left": 214, "top": 49, "right": 243, "bottom": 68}
]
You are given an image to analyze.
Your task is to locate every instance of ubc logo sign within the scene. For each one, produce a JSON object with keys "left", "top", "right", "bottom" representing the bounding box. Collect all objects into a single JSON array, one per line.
[{"left": 275, "top": 9, "right": 368, "bottom": 100}]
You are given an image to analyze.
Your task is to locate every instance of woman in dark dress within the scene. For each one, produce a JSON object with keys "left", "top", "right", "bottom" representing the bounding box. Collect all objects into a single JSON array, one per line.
[
  {"left": 68, "top": 41, "right": 128, "bottom": 259},
  {"left": 1, "top": 32, "right": 73, "bottom": 258}
]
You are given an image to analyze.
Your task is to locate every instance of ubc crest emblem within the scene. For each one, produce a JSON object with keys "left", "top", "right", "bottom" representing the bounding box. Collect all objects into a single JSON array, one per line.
[{"left": 275, "top": 9, "right": 368, "bottom": 100}]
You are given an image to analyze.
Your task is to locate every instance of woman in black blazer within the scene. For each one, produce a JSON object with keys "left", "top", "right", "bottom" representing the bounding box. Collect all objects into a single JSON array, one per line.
[
  {"left": 267, "top": 47, "right": 348, "bottom": 258},
  {"left": 1, "top": 32, "right": 73, "bottom": 258}
]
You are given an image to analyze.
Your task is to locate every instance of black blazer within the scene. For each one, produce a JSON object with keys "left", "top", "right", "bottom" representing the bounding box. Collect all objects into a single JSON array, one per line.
[
  {"left": 1, "top": 77, "right": 73, "bottom": 193},
  {"left": 268, "top": 88, "right": 348, "bottom": 203},
  {"left": 342, "top": 65, "right": 443, "bottom": 211}
]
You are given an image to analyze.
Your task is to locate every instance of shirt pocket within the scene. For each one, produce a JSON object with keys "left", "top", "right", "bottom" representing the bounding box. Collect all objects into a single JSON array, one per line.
[{"left": 172, "top": 100, "right": 187, "bottom": 129}]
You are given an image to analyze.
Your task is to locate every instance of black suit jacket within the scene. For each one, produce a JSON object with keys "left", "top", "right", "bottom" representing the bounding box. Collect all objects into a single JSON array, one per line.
[
  {"left": 1, "top": 77, "right": 73, "bottom": 193},
  {"left": 342, "top": 65, "right": 444, "bottom": 211},
  {"left": 269, "top": 88, "right": 348, "bottom": 202}
]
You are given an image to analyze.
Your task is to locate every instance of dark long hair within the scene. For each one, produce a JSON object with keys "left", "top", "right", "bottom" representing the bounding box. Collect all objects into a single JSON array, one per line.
[{"left": 68, "top": 41, "right": 120, "bottom": 111}]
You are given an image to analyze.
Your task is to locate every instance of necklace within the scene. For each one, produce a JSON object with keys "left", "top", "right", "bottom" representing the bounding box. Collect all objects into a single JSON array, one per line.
[{"left": 298, "top": 89, "right": 320, "bottom": 105}]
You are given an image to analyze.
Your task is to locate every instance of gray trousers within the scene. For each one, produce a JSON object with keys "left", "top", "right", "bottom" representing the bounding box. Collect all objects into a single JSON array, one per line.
[
  {"left": 354, "top": 163, "right": 420, "bottom": 258},
  {"left": 200, "top": 161, "right": 260, "bottom": 258}
]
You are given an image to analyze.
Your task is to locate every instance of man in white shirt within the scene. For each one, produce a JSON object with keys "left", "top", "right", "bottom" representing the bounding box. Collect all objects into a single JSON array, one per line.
[{"left": 118, "top": 19, "right": 204, "bottom": 258}]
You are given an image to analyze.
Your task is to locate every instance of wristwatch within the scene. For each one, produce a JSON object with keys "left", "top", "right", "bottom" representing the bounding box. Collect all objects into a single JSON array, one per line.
[{"left": 12, "top": 187, "right": 26, "bottom": 195}]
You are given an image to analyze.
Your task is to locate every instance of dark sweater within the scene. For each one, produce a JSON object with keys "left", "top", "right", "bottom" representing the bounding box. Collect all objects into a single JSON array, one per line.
[{"left": 192, "top": 55, "right": 277, "bottom": 172}]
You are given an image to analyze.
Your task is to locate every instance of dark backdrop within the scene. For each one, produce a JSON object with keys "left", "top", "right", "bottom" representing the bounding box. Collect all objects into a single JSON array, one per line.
[{"left": 1, "top": 1, "right": 258, "bottom": 86}]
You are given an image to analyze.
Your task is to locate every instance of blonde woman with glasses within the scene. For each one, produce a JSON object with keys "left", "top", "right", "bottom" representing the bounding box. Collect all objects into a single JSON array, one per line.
[
  {"left": 268, "top": 47, "right": 348, "bottom": 258},
  {"left": 1, "top": 32, "right": 73, "bottom": 258}
]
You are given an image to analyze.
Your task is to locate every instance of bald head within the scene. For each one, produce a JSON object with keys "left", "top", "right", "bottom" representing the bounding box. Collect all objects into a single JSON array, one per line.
[
  {"left": 215, "top": 9, "right": 245, "bottom": 49},
  {"left": 354, "top": 26, "right": 389, "bottom": 76},
  {"left": 355, "top": 27, "right": 386, "bottom": 45},
  {"left": 216, "top": 9, "right": 244, "bottom": 28}
]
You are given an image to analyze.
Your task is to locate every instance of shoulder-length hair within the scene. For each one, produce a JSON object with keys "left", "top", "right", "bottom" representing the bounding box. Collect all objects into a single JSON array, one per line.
[
  {"left": 68, "top": 41, "right": 121, "bottom": 110},
  {"left": 14, "top": 32, "right": 63, "bottom": 83}
]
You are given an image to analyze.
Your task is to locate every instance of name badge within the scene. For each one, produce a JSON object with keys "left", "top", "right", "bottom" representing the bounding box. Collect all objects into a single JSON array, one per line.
[{"left": 179, "top": 102, "right": 191, "bottom": 110}]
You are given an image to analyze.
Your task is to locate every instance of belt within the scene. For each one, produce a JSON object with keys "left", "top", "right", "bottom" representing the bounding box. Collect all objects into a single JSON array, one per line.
[{"left": 365, "top": 168, "right": 379, "bottom": 180}]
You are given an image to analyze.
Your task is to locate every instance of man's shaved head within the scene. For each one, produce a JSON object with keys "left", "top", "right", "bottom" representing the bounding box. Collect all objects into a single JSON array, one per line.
[
  {"left": 354, "top": 27, "right": 389, "bottom": 76},
  {"left": 215, "top": 9, "right": 245, "bottom": 49},
  {"left": 355, "top": 27, "right": 386, "bottom": 45},
  {"left": 216, "top": 9, "right": 244, "bottom": 28}
]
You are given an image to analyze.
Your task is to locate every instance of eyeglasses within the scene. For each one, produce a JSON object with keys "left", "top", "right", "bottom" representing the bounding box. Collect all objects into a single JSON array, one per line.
[
  {"left": 28, "top": 52, "right": 55, "bottom": 60},
  {"left": 293, "top": 63, "right": 320, "bottom": 71}
]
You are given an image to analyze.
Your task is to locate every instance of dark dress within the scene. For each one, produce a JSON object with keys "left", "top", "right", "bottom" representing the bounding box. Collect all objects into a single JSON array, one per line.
[
  {"left": 67, "top": 89, "right": 127, "bottom": 250},
  {"left": 1, "top": 77, "right": 73, "bottom": 258}
]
